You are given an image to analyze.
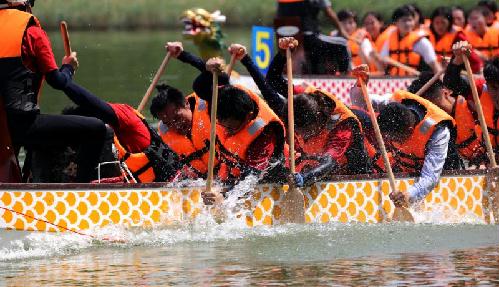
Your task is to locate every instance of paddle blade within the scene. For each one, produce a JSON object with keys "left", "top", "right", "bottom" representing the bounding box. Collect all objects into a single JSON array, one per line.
[
  {"left": 391, "top": 207, "right": 415, "bottom": 223},
  {"left": 280, "top": 187, "right": 305, "bottom": 224}
]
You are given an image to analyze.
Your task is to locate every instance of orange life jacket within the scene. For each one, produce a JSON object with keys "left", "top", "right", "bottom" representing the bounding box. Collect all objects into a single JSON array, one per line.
[
  {"left": 386, "top": 28, "right": 426, "bottom": 76},
  {"left": 114, "top": 110, "right": 179, "bottom": 183},
  {"left": 451, "top": 96, "right": 483, "bottom": 161},
  {"left": 464, "top": 27, "right": 499, "bottom": 59},
  {"left": 427, "top": 27, "right": 461, "bottom": 63},
  {"left": 375, "top": 25, "right": 396, "bottom": 52},
  {"left": 388, "top": 91, "right": 455, "bottom": 173},
  {"left": 217, "top": 85, "right": 285, "bottom": 181},
  {"left": 348, "top": 29, "right": 378, "bottom": 72},
  {"left": 480, "top": 85, "right": 499, "bottom": 154},
  {"left": 295, "top": 86, "right": 360, "bottom": 172},
  {"left": 158, "top": 94, "right": 212, "bottom": 178}
]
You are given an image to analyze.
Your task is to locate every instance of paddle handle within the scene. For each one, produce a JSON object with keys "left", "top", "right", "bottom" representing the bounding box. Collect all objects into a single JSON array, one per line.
[
  {"left": 206, "top": 73, "right": 219, "bottom": 192},
  {"left": 286, "top": 48, "right": 296, "bottom": 174},
  {"left": 463, "top": 56, "right": 497, "bottom": 168},
  {"left": 226, "top": 54, "right": 237, "bottom": 78},
  {"left": 137, "top": 53, "right": 171, "bottom": 113},
  {"left": 60, "top": 21, "right": 71, "bottom": 57},
  {"left": 358, "top": 78, "right": 397, "bottom": 192},
  {"left": 415, "top": 70, "right": 445, "bottom": 96},
  {"left": 382, "top": 56, "right": 421, "bottom": 76}
]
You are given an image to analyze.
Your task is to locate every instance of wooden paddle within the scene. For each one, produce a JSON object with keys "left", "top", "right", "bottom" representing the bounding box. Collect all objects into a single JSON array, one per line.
[
  {"left": 137, "top": 52, "right": 171, "bottom": 113},
  {"left": 206, "top": 71, "right": 219, "bottom": 194},
  {"left": 382, "top": 56, "right": 421, "bottom": 76},
  {"left": 463, "top": 54, "right": 499, "bottom": 223},
  {"left": 356, "top": 72, "right": 414, "bottom": 223},
  {"left": 280, "top": 47, "right": 305, "bottom": 224},
  {"left": 225, "top": 53, "right": 237, "bottom": 78},
  {"left": 415, "top": 70, "right": 445, "bottom": 96},
  {"left": 60, "top": 21, "right": 72, "bottom": 57}
]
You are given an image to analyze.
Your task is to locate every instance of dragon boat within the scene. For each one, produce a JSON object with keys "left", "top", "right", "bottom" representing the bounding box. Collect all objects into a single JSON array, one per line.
[{"left": 1, "top": 76, "right": 497, "bottom": 233}]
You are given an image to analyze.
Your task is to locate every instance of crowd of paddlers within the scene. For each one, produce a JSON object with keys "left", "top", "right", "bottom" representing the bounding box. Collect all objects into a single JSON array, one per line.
[{"left": 1, "top": 0, "right": 498, "bottom": 209}]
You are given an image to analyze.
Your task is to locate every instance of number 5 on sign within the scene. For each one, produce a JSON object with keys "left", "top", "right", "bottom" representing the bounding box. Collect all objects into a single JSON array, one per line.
[{"left": 252, "top": 26, "right": 274, "bottom": 75}]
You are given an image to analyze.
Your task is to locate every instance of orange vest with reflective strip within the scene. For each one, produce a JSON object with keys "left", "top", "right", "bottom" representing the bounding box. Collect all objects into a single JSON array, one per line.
[
  {"left": 0, "top": 9, "right": 39, "bottom": 58},
  {"left": 452, "top": 96, "right": 483, "bottom": 160},
  {"left": 389, "top": 91, "right": 455, "bottom": 173},
  {"left": 387, "top": 29, "right": 426, "bottom": 76},
  {"left": 427, "top": 27, "right": 461, "bottom": 63},
  {"left": 294, "top": 86, "right": 360, "bottom": 172},
  {"left": 114, "top": 110, "right": 156, "bottom": 183},
  {"left": 158, "top": 94, "right": 212, "bottom": 178},
  {"left": 217, "top": 85, "right": 285, "bottom": 181},
  {"left": 480, "top": 85, "right": 499, "bottom": 153},
  {"left": 464, "top": 27, "right": 499, "bottom": 59}
]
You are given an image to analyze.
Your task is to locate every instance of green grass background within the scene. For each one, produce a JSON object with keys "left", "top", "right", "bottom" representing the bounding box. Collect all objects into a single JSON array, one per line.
[{"left": 35, "top": 0, "right": 477, "bottom": 30}]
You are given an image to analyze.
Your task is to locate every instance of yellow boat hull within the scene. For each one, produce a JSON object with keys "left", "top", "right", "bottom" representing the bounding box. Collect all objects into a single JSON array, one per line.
[{"left": 0, "top": 172, "right": 492, "bottom": 232}]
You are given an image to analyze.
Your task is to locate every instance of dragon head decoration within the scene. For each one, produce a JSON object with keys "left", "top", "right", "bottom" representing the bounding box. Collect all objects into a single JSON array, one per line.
[{"left": 181, "top": 8, "right": 226, "bottom": 60}]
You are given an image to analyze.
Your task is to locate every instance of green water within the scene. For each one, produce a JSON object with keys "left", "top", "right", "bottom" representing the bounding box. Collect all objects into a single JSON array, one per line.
[
  {"left": 42, "top": 29, "right": 251, "bottom": 117},
  {"left": 0, "top": 223, "right": 498, "bottom": 286}
]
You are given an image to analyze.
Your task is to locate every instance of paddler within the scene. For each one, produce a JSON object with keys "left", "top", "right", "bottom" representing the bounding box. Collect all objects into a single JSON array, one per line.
[
  {"left": 443, "top": 41, "right": 499, "bottom": 167},
  {"left": 378, "top": 5, "right": 442, "bottom": 76},
  {"left": 265, "top": 37, "right": 371, "bottom": 183},
  {"left": 351, "top": 67, "right": 455, "bottom": 207},
  {"left": 0, "top": 0, "right": 107, "bottom": 182},
  {"left": 464, "top": 6, "right": 499, "bottom": 62}
]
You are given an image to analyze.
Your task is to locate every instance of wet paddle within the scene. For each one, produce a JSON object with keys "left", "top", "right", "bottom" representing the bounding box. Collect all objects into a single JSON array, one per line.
[
  {"left": 206, "top": 71, "right": 219, "bottom": 194},
  {"left": 463, "top": 53, "right": 499, "bottom": 223},
  {"left": 60, "top": 21, "right": 72, "bottom": 57},
  {"left": 137, "top": 52, "right": 171, "bottom": 113},
  {"left": 280, "top": 47, "right": 305, "bottom": 224},
  {"left": 355, "top": 71, "right": 414, "bottom": 223}
]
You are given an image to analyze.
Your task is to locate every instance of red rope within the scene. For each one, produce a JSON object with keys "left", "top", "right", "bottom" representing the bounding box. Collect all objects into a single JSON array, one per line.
[{"left": 0, "top": 205, "right": 93, "bottom": 238}]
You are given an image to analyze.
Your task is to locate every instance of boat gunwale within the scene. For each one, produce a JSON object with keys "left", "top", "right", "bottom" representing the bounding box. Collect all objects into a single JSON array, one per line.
[{"left": 0, "top": 169, "right": 486, "bottom": 190}]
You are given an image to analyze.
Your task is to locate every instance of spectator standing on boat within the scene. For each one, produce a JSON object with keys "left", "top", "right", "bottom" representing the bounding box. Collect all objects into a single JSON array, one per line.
[
  {"left": 0, "top": 0, "right": 107, "bottom": 182},
  {"left": 378, "top": 5, "right": 442, "bottom": 76},
  {"left": 350, "top": 67, "right": 455, "bottom": 207},
  {"left": 266, "top": 37, "right": 371, "bottom": 183},
  {"left": 276, "top": 0, "right": 350, "bottom": 74},
  {"left": 452, "top": 6, "right": 467, "bottom": 30},
  {"left": 464, "top": 6, "right": 499, "bottom": 62},
  {"left": 338, "top": 9, "right": 381, "bottom": 73},
  {"left": 443, "top": 41, "right": 499, "bottom": 165},
  {"left": 427, "top": 6, "right": 482, "bottom": 73}
]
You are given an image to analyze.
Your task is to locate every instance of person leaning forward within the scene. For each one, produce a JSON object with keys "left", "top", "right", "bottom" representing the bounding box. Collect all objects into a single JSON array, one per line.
[
  {"left": 0, "top": 0, "right": 106, "bottom": 182},
  {"left": 350, "top": 67, "right": 454, "bottom": 208}
]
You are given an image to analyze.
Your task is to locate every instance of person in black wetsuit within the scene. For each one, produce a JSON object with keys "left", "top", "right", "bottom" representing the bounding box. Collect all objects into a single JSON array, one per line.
[{"left": 276, "top": 0, "right": 351, "bottom": 74}]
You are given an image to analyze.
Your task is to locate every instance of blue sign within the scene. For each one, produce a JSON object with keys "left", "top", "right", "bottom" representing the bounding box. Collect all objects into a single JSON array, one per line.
[{"left": 251, "top": 26, "right": 274, "bottom": 75}]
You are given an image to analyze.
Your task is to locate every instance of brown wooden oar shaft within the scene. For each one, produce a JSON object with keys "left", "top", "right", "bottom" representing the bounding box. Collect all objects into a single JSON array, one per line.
[
  {"left": 358, "top": 79, "right": 396, "bottom": 192},
  {"left": 463, "top": 56, "right": 497, "bottom": 168},
  {"left": 226, "top": 54, "right": 237, "bottom": 78},
  {"left": 206, "top": 72, "right": 219, "bottom": 192},
  {"left": 382, "top": 56, "right": 421, "bottom": 76},
  {"left": 286, "top": 48, "right": 296, "bottom": 173},
  {"left": 137, "top": 53, "right": 171, "bottom": 113},
  {"left": 60, "top": 21, "right": 71, "bottom": 57},
  {"left": 415, "top": 70, "right": 445, "bottom": 96}
]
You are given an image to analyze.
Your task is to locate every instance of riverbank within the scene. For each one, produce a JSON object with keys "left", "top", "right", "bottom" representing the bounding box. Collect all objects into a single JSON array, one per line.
[{"left": 36, "top": 0, "right": 476, "bottom": 30}]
